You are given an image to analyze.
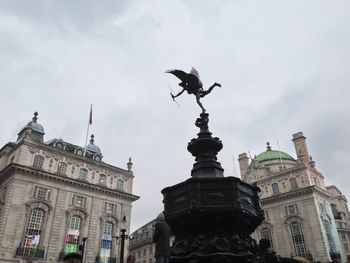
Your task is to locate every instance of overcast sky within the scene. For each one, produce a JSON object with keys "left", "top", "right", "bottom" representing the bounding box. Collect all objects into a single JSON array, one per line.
[{"left": 0, "top": 0, "right": 349, "bottom": 232}]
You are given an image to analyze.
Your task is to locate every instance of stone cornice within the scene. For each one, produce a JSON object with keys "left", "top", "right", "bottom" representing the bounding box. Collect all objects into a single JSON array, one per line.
[
  {"left": 5, "top": 139, "right": 134, "bottom": 178},
  {"left": 0, "top": 163, "right": 139, "bottom": 202},
  {"left": 257, "top": 163, "right": 307, "bottom": 184},
  {"left": 261, "top": 186, "right": 316, "bottom": 205}
]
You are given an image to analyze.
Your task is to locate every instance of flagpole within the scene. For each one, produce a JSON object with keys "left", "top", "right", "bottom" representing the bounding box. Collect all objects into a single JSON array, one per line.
[
  {"left": 83, "top": 104, "right": 92, "bottom": 157},
  {"left": 232, "top": 155, "right": 237, "bottom": 177},
  {"left": 277, "top": 138, "right": 284, "bottom": 169}
]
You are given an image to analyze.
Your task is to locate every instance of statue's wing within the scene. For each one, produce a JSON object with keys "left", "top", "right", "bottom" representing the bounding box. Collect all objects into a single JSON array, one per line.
[
  {"left": 166, "top": 69, "right": 189, "bottom": 82},
  {"left": 166, "top": 69, "right": 199, "bottom": 86},
  {"left": 190, "top": 67, "right": 200, "bottom": 80}
]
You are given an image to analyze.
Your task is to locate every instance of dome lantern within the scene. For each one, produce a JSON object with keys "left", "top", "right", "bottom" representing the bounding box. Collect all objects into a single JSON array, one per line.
[{"left": 17, "top": 112, "right": 45, "bottom": 142}]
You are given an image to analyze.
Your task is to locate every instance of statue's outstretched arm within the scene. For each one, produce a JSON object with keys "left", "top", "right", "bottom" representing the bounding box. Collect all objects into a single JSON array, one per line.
[
  {"left": 200, "top": 82, "right": 221, "bottom": 98},
  {"left": 172, "top": 88, "right": 186, "bottom": 99}
]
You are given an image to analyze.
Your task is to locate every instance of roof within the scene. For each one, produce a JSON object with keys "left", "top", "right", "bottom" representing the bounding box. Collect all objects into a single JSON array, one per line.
[{"left": 255, "top": 142, "right": 295, "bottom": 163}]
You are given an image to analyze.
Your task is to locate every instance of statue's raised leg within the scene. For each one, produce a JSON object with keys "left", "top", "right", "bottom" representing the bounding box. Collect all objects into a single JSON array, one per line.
[{"left": 196, "top": 93, "right": 206, "bottom": 113}]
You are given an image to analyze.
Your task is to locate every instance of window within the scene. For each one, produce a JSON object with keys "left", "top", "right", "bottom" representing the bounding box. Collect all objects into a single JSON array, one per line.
[
  {"left": 290, "top": 222, "right": 307, "bottom": 257},
  {"left": 72, "top": 195, "right": 87, "bottom": 208},
  {"left": 344, "top": 243, "right": 349, "bottom": 252},
  {"left": 116, "top": 179, "right": 124, "bottom": 191},
  {"left": 324, "top": 219, "right": 336, "bottom": 252},
  {"left": 57, "top": 162, "right": 67, "bottom": 175},
  {"left": 144, "top": 248, "right": 147, "bottom": 256},
  {"left": 290, "top": 178, "right": 298, "bottom": 190},
  {"left": 271, "top": 183, "right": 279, "bottom": 194},
  {"left": 64, "top": 216, "right": 81, "bottom": 255},
  {"left": 100, "top": 221, "right": 113, "bottom": 262},
  {"left": 137, "top": 251, "right": 141, "bottom": 258},
  {"left": 260, "top": 227, "right": 274, "bottom": 249},
  {"left": 33, "top": 186, "right": 51, "bottom": 200},
  {"left": 149, "top": 246, "right": 153, "bottom": 254},
  {"left": 79, "top": 168, "right": 88, "bottom": 181},
  {"left": 341, "top": 233, "right": 346, "bottom": 240},
  {"left": 286, "top": 204, "right": 299, "bottom": 216},
  {"left": 23, "top": 208, "right": 44, "bottom": 249},
  {"left": 104, "top": 202, "right": 117, "bottom": 215},
  {"left": 33, "top": 155, "right": 44, "bottom": 169},
  {"left": 99, "top": 174, "right": 107, "bottom": 186}
]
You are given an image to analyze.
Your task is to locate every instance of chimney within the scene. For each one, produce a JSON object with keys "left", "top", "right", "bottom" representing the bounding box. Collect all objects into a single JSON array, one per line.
[
  {"left": 292, "top": 132, "right": 310, "bottom": 163},
  {"left": 238, "top": 153, "right": 250, "bottom": 181}
]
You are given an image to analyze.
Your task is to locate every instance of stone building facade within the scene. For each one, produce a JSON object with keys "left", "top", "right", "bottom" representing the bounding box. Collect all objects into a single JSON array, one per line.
[
  {"left": 129, "top": 220, "right": 156, "bottom": 263},
  {"left": 238, "top": 132, "right": 350, "bottom": 262},
  {"left": 0, "top": 113, "right": 139, "bottom": 263}
]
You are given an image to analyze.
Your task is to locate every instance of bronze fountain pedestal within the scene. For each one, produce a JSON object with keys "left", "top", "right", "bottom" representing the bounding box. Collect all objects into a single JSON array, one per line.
[{"left": 162, "top": 113, "right": 264, "bottom": 263}]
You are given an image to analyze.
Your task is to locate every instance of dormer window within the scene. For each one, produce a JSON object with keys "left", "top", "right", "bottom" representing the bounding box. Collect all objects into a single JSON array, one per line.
[
  {"left": 56, "top": 143, "right": 63, "bottom": 150},
  {"left": 33, "top": 155, "right": 44, "bottom": 169}
]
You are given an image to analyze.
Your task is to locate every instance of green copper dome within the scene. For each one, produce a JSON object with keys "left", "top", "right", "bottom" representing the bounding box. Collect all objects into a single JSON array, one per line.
[{"left": 255, "top": 142, "right": 295, "bottom": 163}]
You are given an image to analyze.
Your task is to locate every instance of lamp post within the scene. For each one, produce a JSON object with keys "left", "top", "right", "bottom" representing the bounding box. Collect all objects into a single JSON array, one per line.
[
  {"left": 119, "top": 229, "right": 127, "bottom": 263},
  {"left": 113, "top": 216, "right": 129, "bottom": 263},
  {"left": 79, "top": 237, "right": 88, "bottom": 263}
]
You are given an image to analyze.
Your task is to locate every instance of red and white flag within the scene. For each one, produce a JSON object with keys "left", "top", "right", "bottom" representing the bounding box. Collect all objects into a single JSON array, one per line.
[{"left": 89, "top": 104, "right": 92, "bottom": 125}]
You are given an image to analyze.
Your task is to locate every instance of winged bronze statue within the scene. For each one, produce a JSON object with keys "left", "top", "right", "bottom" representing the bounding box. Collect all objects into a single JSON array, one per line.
[{"left": 166, "top": 67, "right": 221, "bottom": 113}]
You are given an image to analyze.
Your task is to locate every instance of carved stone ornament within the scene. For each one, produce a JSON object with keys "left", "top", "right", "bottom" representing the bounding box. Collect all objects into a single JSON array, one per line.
[{"left": 28, "top": 147, "right": 40, "bottom": 154}]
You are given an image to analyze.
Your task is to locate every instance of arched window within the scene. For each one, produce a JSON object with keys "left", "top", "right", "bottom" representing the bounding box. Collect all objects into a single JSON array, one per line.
[
  {"left": 99, "top": 174, "right": 107, "bottom": 186},
  {"left": 290, "top": 178, "right": 298, "bottom": 190},
  {"left": 290, "top": 222, "right": 307, "bottom": 257},
  {"left": 271, "top": 183, "right": 279, "bottom": 194},
  {"left": 79, "top": 168, "right": 88, "bottom": 181},
  {"left": 33, "top": 155, "right": 44, "bottom": 169},
  {"left": 57, "top": 162, "right": 68, "bottom": 175},
  {"left": 23, "top": 208, "right": 45, "bottom": 251},
  {"left": 100, "top": 221, "right": 113, "bottom": 262},
  {"left": 260, "top": 227, "right": 274, "bottom": 249},
  {"left": 323, "top": 219, "right": 336, "bottom": 252},
  {"left": 116, "top": 179, "right": 124, "bottom": 191},
  {"left": 64, "top": 216, "right": 81, "bottom": 255}
]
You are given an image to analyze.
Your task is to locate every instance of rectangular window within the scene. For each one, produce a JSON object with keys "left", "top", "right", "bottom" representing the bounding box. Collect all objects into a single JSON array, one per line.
[
  {"left": 100, "top": 222, "right": 113, "bottom": 262},
  {"left": 149, "top": 246, "right": 153, "bottom": 254},
  {"left": 286, "top": 204, "right": 298, "bottom": 216},
  {"left": 290, "top": 178, "right": 298, "bottom": 190},
  {"left": 344, "top": 243, "right": 349, "bottom": 252},
  {"left": 72, "top": 195, "right": 87, "bottom": 208},
  {"left": 144, "top": 248, "right": 146, "bottom": 256},
  {"left": 33, "top": 155, "right": 44, "bottom": 169},
  {"left": 79, "top": 168, "right": 88, "bottom": 181},
  {"left": 33, "top": 186, "right": 51, "bottom": 200},
  {"left": 341, "top": 232, "right": 346, "bottom": 240},
  {"left": 57, "top": 162, "right": 67, "bottom": 175},
  {"left": 23, "top": 208, "right": 44, "bottom": 255},
  {"left": 104, "top": 202, "right": 117, "bottom": 215},
  {"left": 290, "top": 222, "right": 307, "bottom": 257},
  {"left": 271, "top": 183, "right": 279, "bottom": 194},
  {"left": 64, "top": 216, "right": 81, "bottom": 255}
]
